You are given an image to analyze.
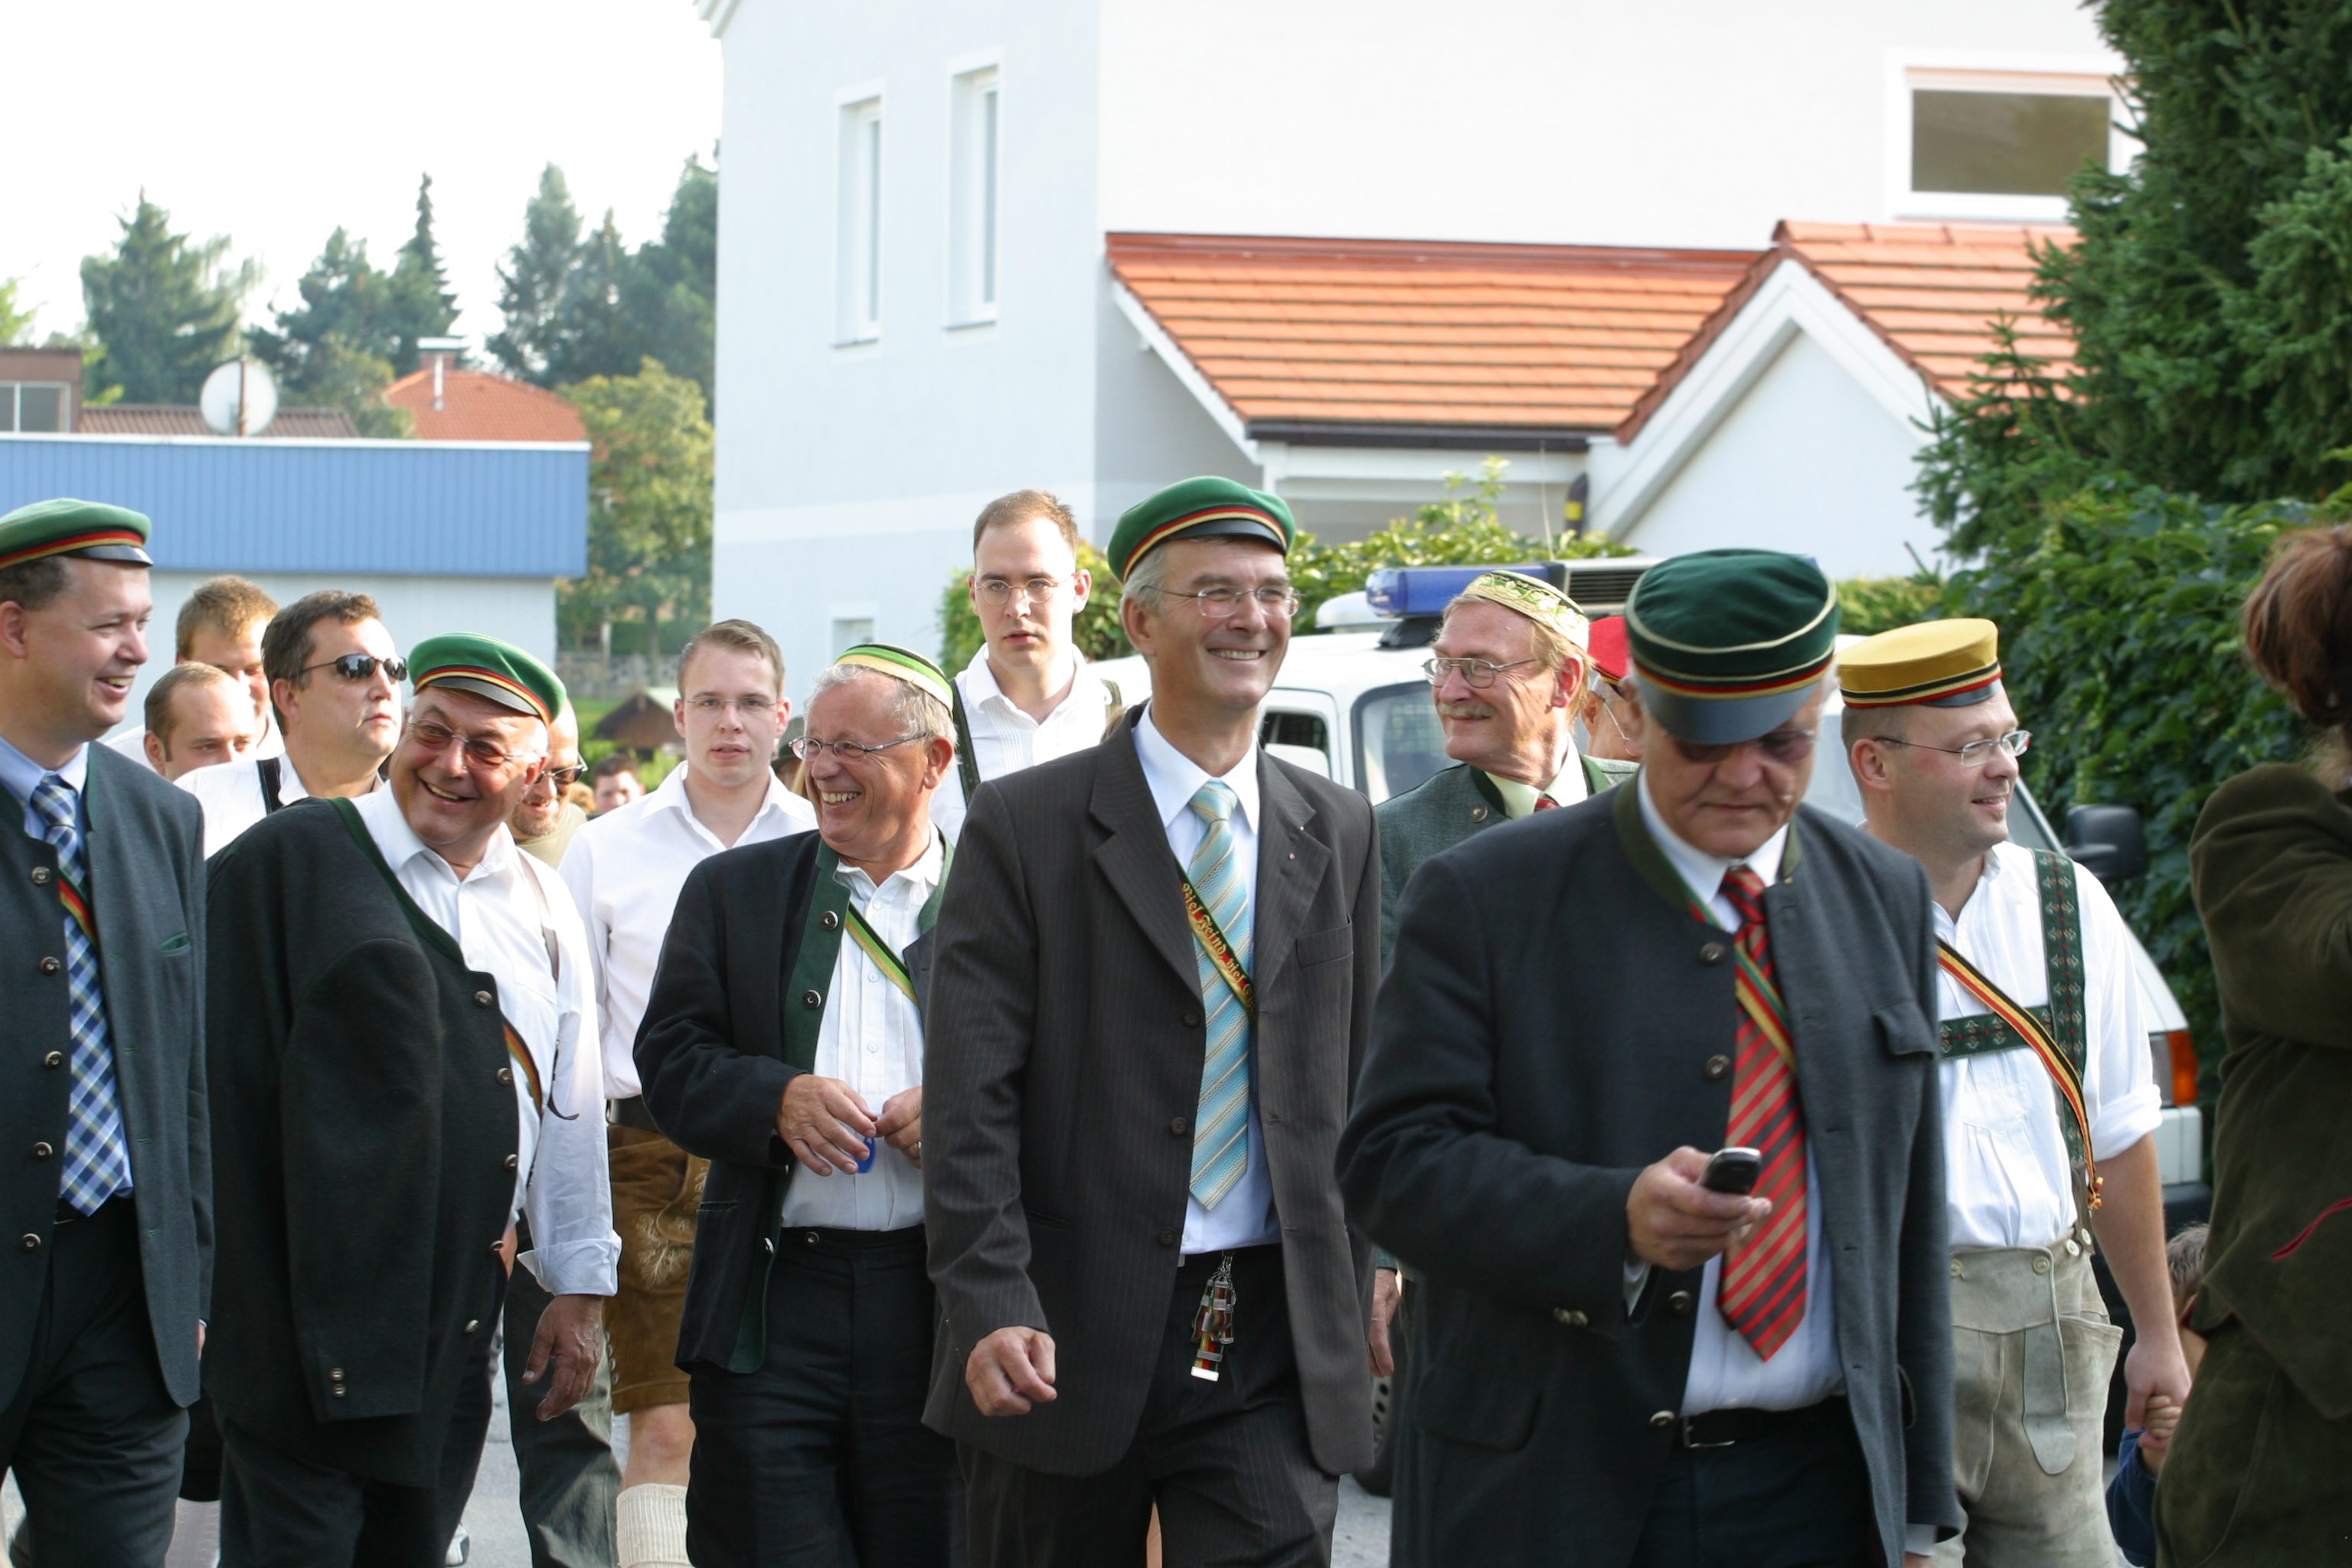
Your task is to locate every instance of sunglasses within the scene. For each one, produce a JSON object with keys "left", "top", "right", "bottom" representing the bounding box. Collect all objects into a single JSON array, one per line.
[{"left": 301, "top": 653, "right": 408, "bottom": 684}]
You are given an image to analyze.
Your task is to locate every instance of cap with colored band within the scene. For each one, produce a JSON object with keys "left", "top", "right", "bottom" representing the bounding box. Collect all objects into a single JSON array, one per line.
[
  {"left": 1625, "top": 549, "right": 1841, "bottom": 745},
  {"left": 408, "top": 633, "right": 566, "bottom": 725},
  {"left": 835, "top": 642, "right": 955, "bottom": 709},
  {"left": 1838, "top": 618, "right": 2001, "bottom": 709},
  {"left": 1454, "top": 570, "right": 1590, "bottom": 650},
  {"left": 1107, "top": 475, "right": 1295, "bottom": 582},
  {"left": 1587, "top": 616, "right": 1629, "bottom": 684},
  {"left": 0, "top": 498, "right": 154, "bottom": 572}
]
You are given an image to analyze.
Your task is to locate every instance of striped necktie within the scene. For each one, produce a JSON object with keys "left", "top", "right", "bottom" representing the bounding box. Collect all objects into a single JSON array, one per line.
[
  {"left": 1717, "top": 865, "right": 1808, "bottom": 1359},
  {"left": 31, "top": 774, "right": 133, "bottom": 1215},
  {"left": 1185, "top": 779, "right": 1253, "bottom": 1210}
]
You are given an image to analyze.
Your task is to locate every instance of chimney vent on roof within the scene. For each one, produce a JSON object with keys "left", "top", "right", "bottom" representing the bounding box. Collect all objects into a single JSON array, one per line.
[{"left": 417, "top": 335, "right": 466, "bottom": 412}]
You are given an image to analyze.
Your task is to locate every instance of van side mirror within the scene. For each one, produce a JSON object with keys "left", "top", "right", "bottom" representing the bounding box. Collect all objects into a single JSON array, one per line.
[{"left": 2064, "top": 804, "right": 2146, "bottom": 884}]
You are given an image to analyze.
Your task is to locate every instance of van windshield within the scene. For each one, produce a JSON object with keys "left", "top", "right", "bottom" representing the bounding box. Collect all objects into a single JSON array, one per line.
[{"left": 1353, "top": 683, "right": 1452, "bottom": 803}]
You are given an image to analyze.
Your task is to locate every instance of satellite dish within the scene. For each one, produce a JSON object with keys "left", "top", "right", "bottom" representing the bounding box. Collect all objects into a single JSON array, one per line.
[{"left": 200, "top": 359, "right": 279, "bottom": 437}]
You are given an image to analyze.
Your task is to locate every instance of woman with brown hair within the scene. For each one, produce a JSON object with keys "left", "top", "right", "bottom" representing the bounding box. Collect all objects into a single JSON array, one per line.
[{"left": 2156, "top": 524, "right": 2352, "bottom": 1564}]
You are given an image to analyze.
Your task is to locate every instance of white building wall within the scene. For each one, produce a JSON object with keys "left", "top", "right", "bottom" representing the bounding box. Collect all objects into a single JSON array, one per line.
[{"left": 1613, "top": 332, "right": 1936, "bottom": 579}]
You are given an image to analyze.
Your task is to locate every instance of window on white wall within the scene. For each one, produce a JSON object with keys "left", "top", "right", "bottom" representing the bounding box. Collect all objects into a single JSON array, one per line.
[
  {"left": 837, "top": 96, "right": 884, "bottom": 341},
  {"left": 948, "top": 64, "right": 1002, "bottom": 325},
  {"left": 1896, "top": 67, "right": 2126, "bottom": 221}
]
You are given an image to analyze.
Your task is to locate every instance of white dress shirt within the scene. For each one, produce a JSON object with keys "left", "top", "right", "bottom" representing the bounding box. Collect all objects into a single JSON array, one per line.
[
  {"left": 353, "top": 786, "right": 619, "bottom": 1298},
  {"left": 1632, "top": 773, "right": 1843, "bottom": 1417},
  {"left": 559, "top": 763, "right": 817, "bottom": 1099},
  {"left": 0, "top": 732, "right": 88, "bottom": 837},
  {"left": 1481, "top": 743, "right": 1591, "bottom": 819},
  {"left": 929, "top": 649, "right": 1118, "bottom": 843},
  {"left": 179, "top": 750, "right": 377, "bottom": 858},
  {"left": 1935, "top": 841, "right": 2160, "bottom": 1250},
  {"left": 1132, "top": 710, "right": 1281, "bottom": 1256},
  {"left": 107, "top": 708, "right": 283, "bottom": 769},
  {"left": 778, "top": 832, "right": 944, "bottom": 1233}
]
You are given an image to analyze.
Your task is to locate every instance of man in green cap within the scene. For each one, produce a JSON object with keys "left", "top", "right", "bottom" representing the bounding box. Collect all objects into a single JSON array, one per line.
[
  {"left": 0, "top": 499, "right": 211, "bottom": 1566},
  {"left": 635, "top": 642, "right": 959, "bottom": 1566},
  {"left": 925, "top": 476, "right": 1383, "bottom": 1566},
  {"left": 203, "top": 632, "right": 618, "bottom": 1565},
  {"left": 1342, "top": 548, "right": 1957, "bottom": 1568}
]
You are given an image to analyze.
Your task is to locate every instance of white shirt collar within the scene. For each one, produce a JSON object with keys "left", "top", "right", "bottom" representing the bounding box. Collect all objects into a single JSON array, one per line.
[
  {"left": 356, "top": 782, "right": 523, "bottom": 885},
  {"left": 833, "top": 827, "right": 948, "bottom": 899},
  {"left": 645, "top": 759, "right": 801, "bottom": 832},
  {"left": 959, "top": 645, "right": 1092, "bottom": 718},
  {"left": 1134, "top": 705, "right": 1261, "bottom": 835},
  {"left": 1636, "top": 766, "right": 1788, "bottom": 906}
]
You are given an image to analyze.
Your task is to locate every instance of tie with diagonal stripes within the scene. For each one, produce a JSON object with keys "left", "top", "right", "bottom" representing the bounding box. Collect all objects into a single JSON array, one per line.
[
  {"left": 1186, "top": 779, "right": 1253, "bottom": 1210},
  {"left": 1717, "top": 865, "right": 1808, "bottom": 1359},
  {"left": 31, "top": 773, "right": 133, "bottom": 1216}
]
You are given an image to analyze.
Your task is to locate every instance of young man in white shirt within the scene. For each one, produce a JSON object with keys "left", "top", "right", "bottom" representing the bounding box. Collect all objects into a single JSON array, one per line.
[
  {"left": 1842, "top": 619, "right": 2188, "bottom": 1568},
  {"left": 559, "top": 619, "right": 815, "bottom": 1568},
  {"left": 107, "top": 574, "right": 283, "bottom": 767},
  {"left": 178, "top": 590, "right": 400, "bottom": 857},
  {"left": 931, "top": 489, "right": 1123, "bottom": 843}
]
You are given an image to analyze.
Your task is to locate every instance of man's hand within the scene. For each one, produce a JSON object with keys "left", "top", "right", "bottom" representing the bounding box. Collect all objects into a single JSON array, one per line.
[
  {"left": 2137, "top": 1392, "right": 2182, "bottom": 1475},
  {"left": 966, "top": 1326, "right": 1057, "bottom": 1417},
  {"left": 877, "top": 1086, "right": 923, "bottom": 1170},
  {"left": 1368, "top": 1267, "right": 1401, "bottom": 1377},
  {"left": 522, "top": 1293, "right": 606, "bottom": 1420},
  {"left": 2122, "top": 1331, "right": 2193, "bottom": 1435},
  {"left": 1626, "top": 1147, "right": 1772, "bottom": 1272},
  {"left": 778, "top": 1073, "right": 877, "bottom": 1176}
]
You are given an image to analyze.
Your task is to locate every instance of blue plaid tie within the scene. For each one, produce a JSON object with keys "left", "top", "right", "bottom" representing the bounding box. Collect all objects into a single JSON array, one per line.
[
  {"left": 1186, "top": 780, "right": 1253, "bottom": 1210},
  {"left": 31, "top": 774, "right": 132, "bottom": 1214}
]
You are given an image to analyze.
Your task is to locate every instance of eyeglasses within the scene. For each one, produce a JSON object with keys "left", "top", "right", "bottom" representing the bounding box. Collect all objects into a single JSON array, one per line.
[
  {"left": 541, "top": 763, "right": 585, "bottom": 791},
  {"left": 1873, "top": 729, "right": 2032, "bottom": 767},
  {"left": 1423, "top": 655, "right": 1543, "bottom": 690},
  {"left": 1153, "top": 586, "right": 1302, "bottom": 619},
  {"left": 405, "top": 718, "right": 527, "bottom": 771},
  {"left": 302, "top": 653, "right": 407, "bottom": 684},
  {"left": 792, "top": 733, "right": 924, "bottom": 762},
  {"left": 685, "top": 696, "right": 777, "bottom": 716},
  {"left": 1667, "top": 728, "right": 1819, "bottom": 767},
  {"left": 976, "top": 576, "right": 1067, "bottom": 607}
]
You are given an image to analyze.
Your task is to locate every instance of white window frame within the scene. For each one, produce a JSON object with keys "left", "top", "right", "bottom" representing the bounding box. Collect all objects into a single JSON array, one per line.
[
  {"left": 0, "top": 381, "right": 73, "bottom": 434},
  {"left": 1886, "top": 51, "right": 2134, "bottom": 223},
  {"left": 835, "top": 85, "right": 887, "bottom": 345},
  {"left": 946, "top": 52, "right": 1004, "bottom": 330}
]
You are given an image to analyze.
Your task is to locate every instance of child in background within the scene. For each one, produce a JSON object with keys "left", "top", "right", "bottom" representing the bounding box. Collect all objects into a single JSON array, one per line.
[{"left": 2109, "top": 1223, "right": 2209, "bottom": 1566}]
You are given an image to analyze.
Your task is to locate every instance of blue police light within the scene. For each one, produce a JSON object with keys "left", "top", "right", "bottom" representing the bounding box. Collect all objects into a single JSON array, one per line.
[{"left": 1364, "top": 561, "right": 1570, "bottom": 618}]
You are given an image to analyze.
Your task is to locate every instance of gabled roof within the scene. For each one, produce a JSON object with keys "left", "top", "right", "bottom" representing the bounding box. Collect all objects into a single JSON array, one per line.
[
  {"left": 384, "top": 367, "right": 588, "bottom": 443},
  {"left": 1619, "top": 220, "right": 2073, "bottom": 441},
  {"left": 75, "top": 404, "right": 358, "bottom": 439},
  {"left": 1107, "top": 232, "right": 1760, "bottom": 446}
]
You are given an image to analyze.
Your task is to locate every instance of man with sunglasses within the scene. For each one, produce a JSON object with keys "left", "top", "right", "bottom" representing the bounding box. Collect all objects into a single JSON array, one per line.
[
  {"left": 933, "top": 489, "right": 1125, "bottom": 844},
  {"left": 635, "top": 642, "right": 959, "bottom": 1566},
  {"left": 1343, "top": 548, "right": 1957, "bottom": 1568},
  {"left": 178, "top": 590, "right": 402, "bottom": 858},
  {"left": 204, "top": 634, "right": 616, "bottom": 1566},
  {"left": 511, "top": 700, "right": 588, "bottom": 867},
  {"left": 1841, "top": 620, "right": 2182, "bottom": 1568}
]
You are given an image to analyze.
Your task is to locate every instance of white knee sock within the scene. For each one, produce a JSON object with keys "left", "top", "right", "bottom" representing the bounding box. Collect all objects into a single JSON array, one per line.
[{"left": 616, "top": 1483, "right": 692, "bottom": 1568}]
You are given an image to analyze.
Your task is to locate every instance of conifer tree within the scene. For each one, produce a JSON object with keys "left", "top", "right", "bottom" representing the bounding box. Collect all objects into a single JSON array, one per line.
[
  {"left": 79, "top": 194, "right": 257, "bottom": 404},
  {"left": 387, "top": 174, "right": 459, "bottom": 375},
  {"left": 489, "top": 165, "right": 583, "bottom": 383}
]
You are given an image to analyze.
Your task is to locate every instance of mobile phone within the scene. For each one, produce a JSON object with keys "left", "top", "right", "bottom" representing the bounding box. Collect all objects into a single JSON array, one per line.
[{"left": 1700, "top": 1146, "right": 1762, "bottom": 1195}]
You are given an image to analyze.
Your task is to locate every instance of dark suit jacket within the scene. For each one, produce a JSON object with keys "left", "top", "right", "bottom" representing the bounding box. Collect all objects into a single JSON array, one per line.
[
  {"left": 1, "top": 742, "right": 209, "bottom": 1411},
  {"left": 203, "top": 802, "right": 517, "bottom": 1487},
  {"left": 634, "top": 831, "right": 939, "bottom": 1375},
  {"left": 1338, "top": 782, "right": 1957, "bottom": 1566},
  {"left": 923, "top": 710, "right": 1382, "bottom": 1476}
]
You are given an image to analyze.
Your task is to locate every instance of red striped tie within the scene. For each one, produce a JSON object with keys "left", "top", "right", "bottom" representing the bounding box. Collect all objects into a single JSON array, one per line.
[{"left": 1717, "top": 866, "right": 1808, "bottom": 1359}]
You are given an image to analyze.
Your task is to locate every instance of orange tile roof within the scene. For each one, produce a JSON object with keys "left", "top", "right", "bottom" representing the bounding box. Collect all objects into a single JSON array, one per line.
[
  {"left": 1108, "top": 233, "right": 1762, "bottom": 439},
  {"left": 384, "top": 367, "right": 588, "bottom": 443},
  {"left": 1619, "top": 220, "right": 2076, "bottom": 441}
]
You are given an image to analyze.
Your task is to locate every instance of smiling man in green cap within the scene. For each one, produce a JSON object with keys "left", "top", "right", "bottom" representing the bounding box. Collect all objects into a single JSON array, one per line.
[
  {"left": 924, "top": 475, "right": 1383, "bottom": 1566},
  {"left": 203, "top": 632, "right": 618, "bottom": 1566},
  {"left": 1343, "top": 547, "right": 1957, "bottom": 1568}
]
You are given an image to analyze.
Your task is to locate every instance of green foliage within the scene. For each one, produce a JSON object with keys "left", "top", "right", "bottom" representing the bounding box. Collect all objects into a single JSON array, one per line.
[
  {"left": 1945, "top": 482, "right": 2328, "bottom": 1080},
  {"left": 490, "top": 165, "right": 584, "bottom": 383},
  {"left": 619, "top": 154, "right": 718, "bottom": 405},
  {"left": 1834, "top": 573, "right": 1947, "bottom": 636},
  {"left": 246, "top": 227, "right": 413, "bottom": 434},
  {"left": 937, "top": 539, "right": 1128, "bottom": 672},
  {"left": 79, "top": 194, "right": 257, "bottom": 404},
  {"left": 388, "top": 174, "right": 460, "bottom": 375},
  {"left": 0, "top": 278, "right": 31, "bottom": 346},
  {"left": 558, "top": 359, "right": 713, "bottom": 652}
]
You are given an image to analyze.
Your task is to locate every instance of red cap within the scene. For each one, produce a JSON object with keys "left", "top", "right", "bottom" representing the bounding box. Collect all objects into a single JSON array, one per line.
[{"left": 1587, "top": 616, "right": 1629, "bottom": 683}]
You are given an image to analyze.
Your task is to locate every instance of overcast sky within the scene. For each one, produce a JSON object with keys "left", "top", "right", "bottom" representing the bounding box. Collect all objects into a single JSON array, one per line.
[{"left": 4, "top": 0, "right": 722, "bottom": 351}]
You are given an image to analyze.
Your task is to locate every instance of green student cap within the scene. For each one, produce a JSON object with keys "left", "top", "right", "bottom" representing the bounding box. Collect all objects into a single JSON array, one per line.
[
  {"left": 0, "top": 498, "right": 154, "bottom": 571},
  {"left": 1624, "top": 550, "right": 1840, "bottom": 745},
  {"left": 1106, "top": 476, "right": 1295, "bottom": 581},
  {"left": 408, "top": 633, "right": 567, "bottom": 725}
]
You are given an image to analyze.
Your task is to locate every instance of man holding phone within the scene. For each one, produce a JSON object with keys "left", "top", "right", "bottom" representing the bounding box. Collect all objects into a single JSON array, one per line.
[{"left": 1342, "top": 550, "right": 1956, "bottom": 1568}]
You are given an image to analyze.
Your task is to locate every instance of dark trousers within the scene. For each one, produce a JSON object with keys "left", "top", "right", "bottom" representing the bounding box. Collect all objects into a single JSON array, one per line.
[
  {"left": 686, "top": 1225, "right": 953, "bottom": 1568},
  {"left": 962, "top": 1244, "right": 1338, "bottom": 1568},
  {"left": 1626, "top": 1399, "right": 1879, "bottom": 1568},
  {"left": 496, "top": 1221, "right": 620, "bottom": 1568},
  {"left": 0, "top": 1197, "right": 187, "bottom": 1568},
  {"left": 217, "top": 1280, "right": 503, "bottom": 1567}
]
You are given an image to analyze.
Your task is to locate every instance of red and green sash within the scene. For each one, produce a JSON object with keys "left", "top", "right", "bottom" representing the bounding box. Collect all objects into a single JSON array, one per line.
[{"left": 1181, "top": 874, "right": 1254, "bottom": 1019}]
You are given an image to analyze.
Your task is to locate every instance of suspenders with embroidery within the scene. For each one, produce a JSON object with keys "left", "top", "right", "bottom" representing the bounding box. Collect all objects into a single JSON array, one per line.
[{"left": 1937, "top": 848, "right": 2101, "bottom": 1216}]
